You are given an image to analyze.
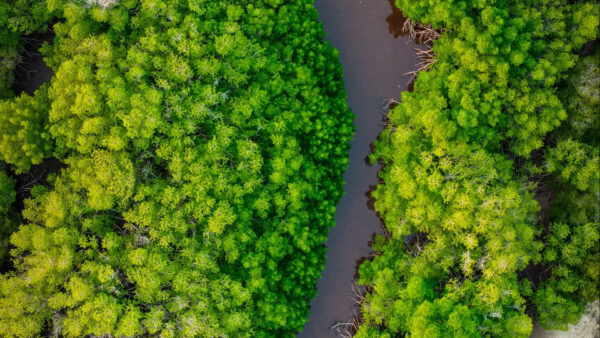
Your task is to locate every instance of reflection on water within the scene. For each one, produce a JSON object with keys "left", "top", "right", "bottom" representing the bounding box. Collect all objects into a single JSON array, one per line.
[{"left": 386, "top": 0, "right": 407, "bottom": 38}]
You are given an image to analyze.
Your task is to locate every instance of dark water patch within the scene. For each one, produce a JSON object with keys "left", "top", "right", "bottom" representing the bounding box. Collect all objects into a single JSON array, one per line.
[
  {"left": 522, "top": 260, "right": 554, "bottom": 328},
  {"left": 365, "top": 184, "right": 377, "bottom": 211},
  {"left": 297, "top": 0, "right": 418, "bottom": 336},
  {"left": 353, "top": 232, "right": 380, "bottom": 279},
  {"left": 386, "top": 0, "right": 408, "bottom": 38},
  {"left": 364, "top": 99, "right": 398, "bottom": 165},
  {"left": 365, "top": 140, "right": 377, "bottom": 166},
  {"left": 528, "top": 137, "right": 557, "bottom": 232},
  {"left": 0, "top": 248, "right": 17, "bottom": 274},
  {"left": 407, "top": 77, "right": 415, "bottom": 92},
  {"left": 575, "top": 39, "right": 599, "bottom": 57},
  {"left": 12, "top": 30, "right": 55, "bottom": 96},
  {"left": 365, "top": 184, "right": 390, "bottom": 238},
  {"left": 535, "top": 187, "right": 556, "bottom": 230},
  {"left": 14, "top": 157, "right": 66, "bottom": 213}
]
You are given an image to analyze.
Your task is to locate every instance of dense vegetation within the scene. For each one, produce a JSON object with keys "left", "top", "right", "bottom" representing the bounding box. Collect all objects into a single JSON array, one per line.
[
  {"left": 357, "top": 0, "right": 599, "bottom": 337},
  {"left": 0, "top": 0, "right": 354, "bottom": 336},
  {"left": 0, "top": 168, "right": 18, "bottom": 266},
  {"left": 0, "top": 0, "right": 55, "bottom": 99}
]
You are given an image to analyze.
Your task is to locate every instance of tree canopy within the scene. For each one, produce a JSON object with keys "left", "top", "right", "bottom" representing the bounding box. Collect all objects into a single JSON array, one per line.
[
  {"left": 0, "top": 0, "right": 354, "bottom": 336},
  {"left": 356, "top": 0, "right": 599, "bottom": 337}
]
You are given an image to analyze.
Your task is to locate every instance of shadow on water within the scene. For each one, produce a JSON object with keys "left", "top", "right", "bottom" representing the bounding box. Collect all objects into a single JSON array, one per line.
[
  {"left": 386, "top": 0, "right": 408, "bottom": 38},
  {"left": 13, "top": 158, "right": 66, "bottom": 213},
  {"left": 12, "top": 30, "right": 55, "bottom": 96},
  {"left": 1, "top": 29, "right": 60, "bottom": 274},
  {"left": 0, "top": 158, "right": 66, "bottom": 274},
  {"left": 297, "top": 0, "right": 417, "bottom": 337},
  {"left": 9, "top": 28, "right": 59, "bottom": 218}
]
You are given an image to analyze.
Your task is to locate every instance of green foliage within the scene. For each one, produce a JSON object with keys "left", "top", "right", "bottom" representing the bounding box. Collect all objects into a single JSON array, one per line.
[
  {"left": 559, "top": 52, "right": 600, "bottom": 144},
  {"left": 0, "top": 2, "right": 56, "bottom": 178},
  {"left": 545, "top": 138, "right": 599, "bottom": 193},
  {"left": 0, "top": 170, "right": 15, "bottom": 213},
  {"left": 0, "top": 87, "right": 53, "bottom": 173},
  {"left": 0, "top": 0, "right": 353, "bottom": 336},
  {"left": 531, "top": 53, "right": 600, "bottom": 330},
  {"left": 358, "top": 0, "right": 600, "bottom": 336},
  {"left": 0, "top": 169, "right": 18, "bottom": 265},
  {"left": 0, "top": 0, "right": 54, "bottom": 98},
  {"left": 534, "top": 222, "right": 599, "bottom": 330},
  {"left": 0, "top": 45, "right": 18, "bottom": 99},
  {"left": 392, "top": 0, "right": 598, "bottom": 156},
  {"left": 66, "top": 150, "right": 135, "bottom": 210}
]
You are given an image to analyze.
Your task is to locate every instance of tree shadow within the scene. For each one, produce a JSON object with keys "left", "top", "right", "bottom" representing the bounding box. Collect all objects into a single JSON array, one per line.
[{"left": 385, "top": 0, "right": 408, "bottom": 38}]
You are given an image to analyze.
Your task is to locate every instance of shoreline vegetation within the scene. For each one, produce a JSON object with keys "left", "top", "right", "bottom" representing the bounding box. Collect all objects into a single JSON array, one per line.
[{"left": 352, "top": 0, "right": 599, "bottom": 337}]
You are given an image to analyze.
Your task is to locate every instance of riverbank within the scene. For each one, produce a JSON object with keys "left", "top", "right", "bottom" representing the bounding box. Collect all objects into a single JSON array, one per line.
[
  {"left": 300, "top": 1, "right": 599, "bottom": 337},
  {"left": 298, "top": 1, "right": 418, "bottom": 336}
]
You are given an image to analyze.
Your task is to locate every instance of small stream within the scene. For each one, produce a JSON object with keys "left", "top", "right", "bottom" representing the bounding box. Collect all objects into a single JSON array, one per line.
[{"left": 298, "top": 0, "right": 418, "bottom": 336}]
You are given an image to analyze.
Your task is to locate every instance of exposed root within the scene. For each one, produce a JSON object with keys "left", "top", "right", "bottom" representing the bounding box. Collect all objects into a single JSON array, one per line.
[
  {"left": 350, "top": 281, "right": 365, "bottom": 306},
  {"left": 15, "top": 63, "right": 39, "bottom": 80},
  {"left": 401, "top": 17, "right": 442, "bottom": 84},
  {"left": 406, "top": 232, "right": 428, "bottom": 257},
  {"left": 86, "top": 0, "right": 119, "bottom": 8},
  {"left": 330, "top": 321, "right": 355, "bottom": 338},
  {"left": 402, "top": 17, "right": 442, "bottom": 45},
  {"left": 383, "top": 98, "right": 400, "bottom": 110},
  {"left": 331, "top": 313, "right": 364, "bottom": 338},
  {"left": 382, "top": 223, "right": 392, "bottom": 238},
  {"left": 381, "top": 99, "right": 399, "bottom": 127},
  {"left": 16, "top": 164, "right": 50, "bottom": 194},
  {"left": 328, "top": 281, "right": 370, "bottom": 337},
  {"left": 404, "top": 47, "right": 437, "bottom": 84}
]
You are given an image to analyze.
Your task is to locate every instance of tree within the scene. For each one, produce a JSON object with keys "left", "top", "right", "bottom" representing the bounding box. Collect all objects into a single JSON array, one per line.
[
  {"left": 0, "top": 0, "right": 354, "bottom": 336},
  {"left": 357, "top": 0, "right": 600, "bottom": 336},
  {"left": 0, "top": 169, "right": 18, "bottom": 266},
  {"left": 0, "top": 87, "right": 53, "bottom": 173}
]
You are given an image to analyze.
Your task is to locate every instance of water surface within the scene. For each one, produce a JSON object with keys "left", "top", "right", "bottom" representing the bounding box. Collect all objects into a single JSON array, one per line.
[{"left": 298, "top": 1, "right": 418, "bottom": 336}]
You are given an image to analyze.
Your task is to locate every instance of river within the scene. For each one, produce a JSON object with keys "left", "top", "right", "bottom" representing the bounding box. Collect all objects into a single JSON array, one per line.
[{"left": 298, "top": 1, "right": 419, "bottom": 337}]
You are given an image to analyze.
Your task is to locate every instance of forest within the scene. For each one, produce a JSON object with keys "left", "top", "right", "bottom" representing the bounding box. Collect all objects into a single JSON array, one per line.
[
  {"left": 356, "top": 0, "right": 600, "bottom": 337},
  {"left": 0, "top": 0, "right": 599, "bottom": 337},
  {"left": 0, "top": 0, "right": 354, "bottom": 336}
]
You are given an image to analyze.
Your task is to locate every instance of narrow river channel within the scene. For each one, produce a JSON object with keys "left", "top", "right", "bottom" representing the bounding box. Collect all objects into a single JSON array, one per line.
[{"left": 298, "top": 1, "right": 418, "bottom": 337}]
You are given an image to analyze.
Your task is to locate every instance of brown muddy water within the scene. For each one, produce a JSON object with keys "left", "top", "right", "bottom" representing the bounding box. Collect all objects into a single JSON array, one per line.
[{"left": 298, "top": 0, "right": 418, "bottom": 337}]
